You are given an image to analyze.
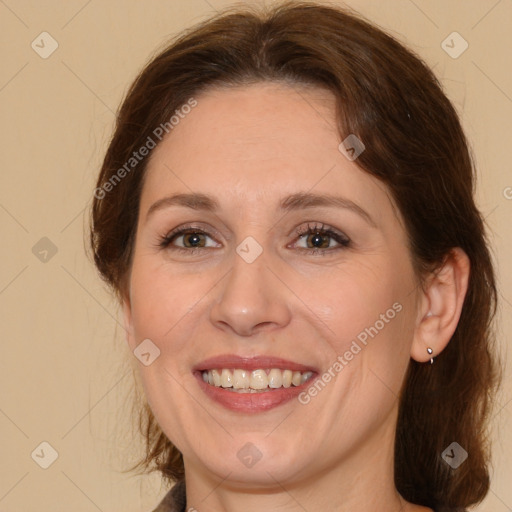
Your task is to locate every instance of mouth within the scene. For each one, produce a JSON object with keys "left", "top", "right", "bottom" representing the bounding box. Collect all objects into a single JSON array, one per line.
[{"left": 193, "top": 355, "right": 318, "bottom": 413}]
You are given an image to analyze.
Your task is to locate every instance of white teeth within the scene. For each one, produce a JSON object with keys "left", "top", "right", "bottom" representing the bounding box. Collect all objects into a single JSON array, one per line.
[
  {"left": 291, "top": 371, "right": 302, "bottom": 386},
  {"left": 201, "top": 368, "right": 314, "bottom": 391},
  {"left": 220, "top": 369, "right": 233, "bottom": 387},
  {"left": 268, "top": 368, "right": 283, "bottom": 388},
  {"left": 282, "top": 369, "right": 292, "bottom": 388},
  {"left": 212, "top": 369, "right": 221, "bottom": 387},
  {"left": 233, "top": 369, "right": 250, "bottom": 389},
  {"left": 250, "top": 369, "right": 268, "bottom": 390}
]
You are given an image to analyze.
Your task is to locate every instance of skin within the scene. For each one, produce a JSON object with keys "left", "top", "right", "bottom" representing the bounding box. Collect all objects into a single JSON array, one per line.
[{"left": 122, "top": 82, "right": 470, "bottom": 512}]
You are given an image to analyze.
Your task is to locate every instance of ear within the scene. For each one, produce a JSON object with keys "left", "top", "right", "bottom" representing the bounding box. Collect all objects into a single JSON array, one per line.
[
  {"left": 121, "top": 288, "right": 137, "bottom": 352},
  {"left": 411, "top": 248, "right": 470, "bottom": 363}
]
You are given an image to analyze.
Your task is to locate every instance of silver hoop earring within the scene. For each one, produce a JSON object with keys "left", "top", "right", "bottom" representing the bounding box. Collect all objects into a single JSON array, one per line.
[{"left": 427, "top": 347, "right": 434, "bottom": 364}]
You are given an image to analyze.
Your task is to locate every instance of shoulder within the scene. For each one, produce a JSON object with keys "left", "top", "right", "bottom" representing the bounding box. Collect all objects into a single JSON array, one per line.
[{"left": 150, "top": 480, "right": 187, "bottom": 512}]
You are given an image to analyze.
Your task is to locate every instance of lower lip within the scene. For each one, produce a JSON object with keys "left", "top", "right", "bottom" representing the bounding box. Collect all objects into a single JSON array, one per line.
[{"left": 194, "top": 372, "right": 316, "bottom": 413}]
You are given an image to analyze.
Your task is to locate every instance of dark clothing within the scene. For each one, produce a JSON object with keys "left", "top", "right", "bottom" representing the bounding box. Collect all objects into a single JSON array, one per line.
[{"left": 151, "top": 480, "right": 186, "bottom": 512}]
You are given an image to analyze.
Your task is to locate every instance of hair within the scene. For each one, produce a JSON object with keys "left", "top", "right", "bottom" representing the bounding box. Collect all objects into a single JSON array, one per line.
[{"left": 89, "top": 2, "right": 501, "bottom": 509}]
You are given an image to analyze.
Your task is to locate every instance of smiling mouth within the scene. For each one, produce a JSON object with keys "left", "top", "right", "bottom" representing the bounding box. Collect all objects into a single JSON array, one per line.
[{"left": 201, "top": 368, "right": 314, "bottom": 392}]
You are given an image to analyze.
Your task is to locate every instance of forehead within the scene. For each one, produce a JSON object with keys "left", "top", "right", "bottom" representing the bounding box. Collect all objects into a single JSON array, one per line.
[
  {"left": 149, "top": 82, "right": 339, "bottom": 176},
  {"left": 140, "top": 82, "right": 398, "bottom": 226}
]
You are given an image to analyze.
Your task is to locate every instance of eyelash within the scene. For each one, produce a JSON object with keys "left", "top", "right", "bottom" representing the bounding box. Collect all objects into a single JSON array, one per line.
[
  {"left": 294, "top": 222, "right": 350, "bottom": 255},
  {"left": 158, "top": 222, "right": 350, "bottom": 256}
]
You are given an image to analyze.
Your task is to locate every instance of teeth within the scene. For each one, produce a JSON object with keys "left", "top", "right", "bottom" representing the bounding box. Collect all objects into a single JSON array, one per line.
[
  {"left": 291, "top": 371, "right": 302, "bottom": 386},
  {"left": 220, "top": 369, "right": 233, "bottom": 388},
  {"left": 201, "top": 368, "right": 314, "bottom": 392},
  {"left": 282, "top": 369, "right": 292, "bottom": 388},
  {"left": 268, "top": 369, "right": 282, "bottom": 388},
  {"left": 212, "top": 369, "right": 221, "bottom": 387},
  {"left": 233, "top": 369, "right": 250, "bottom": 389}
]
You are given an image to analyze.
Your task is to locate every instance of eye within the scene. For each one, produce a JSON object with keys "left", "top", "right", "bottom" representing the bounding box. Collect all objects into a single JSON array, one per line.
[
  {"left": 158, "top": 225, "right": 220, "bottom": 253},
  {"left": 292, "top": 222, "right": 350, "bottom": 255},
  {"left": 157, "top": 222, "right": 350, "bottom": 256}
]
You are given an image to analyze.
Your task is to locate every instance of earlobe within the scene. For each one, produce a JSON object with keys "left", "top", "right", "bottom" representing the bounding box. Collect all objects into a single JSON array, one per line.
[{"left": 411, "top": 248, "right": 470, "bottom": 363}]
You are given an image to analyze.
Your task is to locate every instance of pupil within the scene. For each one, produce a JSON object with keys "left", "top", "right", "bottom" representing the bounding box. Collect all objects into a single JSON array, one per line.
[
  {"left": 310, "top": 232, "right": 326, "bottom": 248},
  {"left": 185, "top": 233, "right": 203, "bottom": 247}
]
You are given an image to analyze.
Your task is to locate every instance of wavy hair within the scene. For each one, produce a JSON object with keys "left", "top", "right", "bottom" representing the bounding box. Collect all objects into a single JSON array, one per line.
[{"left": 89, "top": 2, "right": 500, "bottom": 509}]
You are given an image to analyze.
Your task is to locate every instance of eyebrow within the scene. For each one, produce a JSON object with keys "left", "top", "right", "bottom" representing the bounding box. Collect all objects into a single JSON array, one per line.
[
  {"left": 280, "top": 192, "right": 376, "bottom": 227},
  {"left": 145, "top": 192, "right": 376, "bottom": 227}
]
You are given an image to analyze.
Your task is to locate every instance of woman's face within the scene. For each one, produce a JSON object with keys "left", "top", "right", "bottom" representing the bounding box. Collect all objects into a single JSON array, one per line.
[{"left": 123, "top": 82, "right": 422, "bottom": 487}]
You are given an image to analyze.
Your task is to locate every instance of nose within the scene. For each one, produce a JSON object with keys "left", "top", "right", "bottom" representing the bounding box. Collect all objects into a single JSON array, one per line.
[{"left": 209, "top": 250, "right": 292, "bottom": 337}]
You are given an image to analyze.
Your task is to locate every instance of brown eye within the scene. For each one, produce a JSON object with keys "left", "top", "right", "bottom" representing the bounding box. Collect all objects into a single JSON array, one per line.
[
  {"left": 293, "top": 222, "right": 350, "bottom": 254},
  {"left": 159, "top": 226, "right": 221, "bottom": 253},
  {"left": 306, "top": 232, "right": 331, "bottom": 249},
  {"left": 182, "top": 231, "right": 206, "bottom": 248}
]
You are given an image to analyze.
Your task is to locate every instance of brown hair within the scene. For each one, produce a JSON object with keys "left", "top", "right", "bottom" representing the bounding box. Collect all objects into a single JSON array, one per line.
[{"left": 89, "top": 2, "right": 501, "bottom": 509}]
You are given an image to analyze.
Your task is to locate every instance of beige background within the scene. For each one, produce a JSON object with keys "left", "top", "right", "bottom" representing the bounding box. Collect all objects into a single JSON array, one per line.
[{"left": 0, "top": 0, "right": 510, "bottom": 510}]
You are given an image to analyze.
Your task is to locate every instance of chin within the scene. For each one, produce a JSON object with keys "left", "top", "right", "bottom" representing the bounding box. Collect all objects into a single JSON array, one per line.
[{"left": 195, "top": 438, "right": 315, "bottom": 487}]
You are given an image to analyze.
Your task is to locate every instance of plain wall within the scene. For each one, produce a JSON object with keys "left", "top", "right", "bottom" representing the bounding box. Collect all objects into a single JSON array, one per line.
[{"left": 0, "top": 0, "right": 510, "bottom": 510}]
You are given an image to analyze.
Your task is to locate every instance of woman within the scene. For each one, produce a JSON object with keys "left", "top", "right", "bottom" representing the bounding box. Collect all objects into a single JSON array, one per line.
[{"left": 90, "top": 2, "right": 500, "bottom": 511}]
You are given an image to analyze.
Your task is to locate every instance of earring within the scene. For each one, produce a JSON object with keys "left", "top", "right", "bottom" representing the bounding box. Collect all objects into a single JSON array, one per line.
[{"left": 427, "top": 347, "right": 434, "bottom": 364}]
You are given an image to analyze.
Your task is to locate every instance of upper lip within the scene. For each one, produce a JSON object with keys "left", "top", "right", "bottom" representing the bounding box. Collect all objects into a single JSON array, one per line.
[{"left": 193, "top": 354, "right": 318, "bottom": 373}]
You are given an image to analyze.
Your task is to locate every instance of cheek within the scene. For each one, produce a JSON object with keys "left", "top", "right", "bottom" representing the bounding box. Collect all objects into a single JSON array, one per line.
[
  {"left": 129, "top": 258, "right": 202, "bottom": 343},
  {"left": 298, "top": 269, "right": 416, "bottom": 427},
  {"left": 297, "top": 257, "right": 417, "bottom": 390},
  {"left": 127, "top": 260, "right": 203, "bottom": 449},
  {"left": 303, "top": 263, "right": 409, "bottom": 343}
]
